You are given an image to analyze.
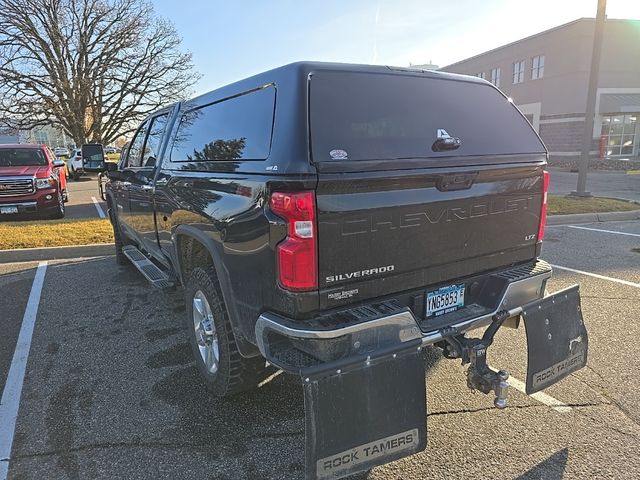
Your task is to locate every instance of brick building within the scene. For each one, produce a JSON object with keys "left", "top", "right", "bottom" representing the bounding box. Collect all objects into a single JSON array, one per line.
[{"left": 440, "top": 18, "right": 640, "bottom": 168}]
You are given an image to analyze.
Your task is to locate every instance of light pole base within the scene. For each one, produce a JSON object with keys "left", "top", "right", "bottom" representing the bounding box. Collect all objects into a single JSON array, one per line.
[{"left": 568, "top": 191, "right": 593, "bottom": 198}]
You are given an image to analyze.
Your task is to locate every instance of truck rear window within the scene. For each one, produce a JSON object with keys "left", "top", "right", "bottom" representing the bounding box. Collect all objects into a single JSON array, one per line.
[{"left": 309, "top": 71, "right": 545, "bottom": 162}]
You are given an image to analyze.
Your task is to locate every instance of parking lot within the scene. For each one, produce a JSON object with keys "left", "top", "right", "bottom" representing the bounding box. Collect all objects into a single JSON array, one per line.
[
  {"left": 1, "top": 220, "right": 639, "bottom": 479},
  {"left": 550, "top": 169, "right": 640, "bottom": 203},
  {"left": 62, "top": 174, "right": 107, "bottom": 220}
]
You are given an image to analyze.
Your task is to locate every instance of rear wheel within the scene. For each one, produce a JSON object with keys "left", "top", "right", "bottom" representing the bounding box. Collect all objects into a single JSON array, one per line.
[{"left": 185, "top": 265, "right": 269, "bottom": 397}]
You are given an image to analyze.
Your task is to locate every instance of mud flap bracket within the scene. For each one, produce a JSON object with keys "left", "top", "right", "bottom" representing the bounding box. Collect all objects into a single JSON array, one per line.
[
  {"left": 301, "top": 340, "right": 427, "bottom": 480},
  {"left": 522, "top": 284, "right": 588, "bottom": 394}
]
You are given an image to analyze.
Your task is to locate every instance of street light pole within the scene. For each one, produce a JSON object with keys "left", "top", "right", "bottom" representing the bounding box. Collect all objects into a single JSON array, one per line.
[{"left": 573, "top": 0, "right": 607, "bottom": 197}]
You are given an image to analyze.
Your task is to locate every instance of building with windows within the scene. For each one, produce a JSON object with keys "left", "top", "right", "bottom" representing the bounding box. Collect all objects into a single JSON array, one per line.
[{"left": 440, "top": 18, "right": 640, "bottom": 168}]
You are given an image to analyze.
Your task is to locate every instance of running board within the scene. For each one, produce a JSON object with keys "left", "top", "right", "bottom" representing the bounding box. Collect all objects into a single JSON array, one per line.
[{"left": 122, "top": 245, "right": 174, "bottom": 289}]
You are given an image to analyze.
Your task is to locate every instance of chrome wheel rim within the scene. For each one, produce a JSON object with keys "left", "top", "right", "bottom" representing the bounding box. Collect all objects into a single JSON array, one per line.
[{"left": 192, "top": 290, "right": 219, "bottom": 374}]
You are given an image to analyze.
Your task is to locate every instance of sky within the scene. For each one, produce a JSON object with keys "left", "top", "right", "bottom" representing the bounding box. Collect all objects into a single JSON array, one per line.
[{"left": 152, "top": 0, "right": 640, "bottom": 96}]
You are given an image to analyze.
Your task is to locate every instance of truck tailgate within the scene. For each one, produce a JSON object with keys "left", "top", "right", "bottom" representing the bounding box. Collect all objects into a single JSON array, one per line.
[{"left": 316, "top": 163, "right": 545, "bottom": 306}]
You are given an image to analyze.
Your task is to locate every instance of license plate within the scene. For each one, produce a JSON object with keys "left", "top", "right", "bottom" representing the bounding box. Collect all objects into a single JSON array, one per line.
[
  {"left": 426, "top": 284, "right": 465, "bottom": 317},
  {"left": 0, "top": 206, "right": 18, "bottom": 214}
]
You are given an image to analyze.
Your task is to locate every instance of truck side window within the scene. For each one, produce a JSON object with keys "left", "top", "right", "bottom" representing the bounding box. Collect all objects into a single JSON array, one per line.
[
  {"left": 170, "top": 85, "right": 275, "bottom": 162},
  {"left": 142, "top": 114, "right": 168, "bottom": 168},
  {"left": 126, "top": 120, "right": 149, "bottom": 168}
]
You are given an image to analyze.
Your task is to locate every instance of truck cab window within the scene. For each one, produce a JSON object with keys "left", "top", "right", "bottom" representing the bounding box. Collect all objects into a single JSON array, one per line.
[
  {"left": 142, "top": 114, "right": 169, "bottom": 167},
  {"left": 126, "top": 120, "right": 149, "bottom": 168}
]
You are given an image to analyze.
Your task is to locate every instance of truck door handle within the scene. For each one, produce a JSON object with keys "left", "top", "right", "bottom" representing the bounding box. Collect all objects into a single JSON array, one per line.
[
  {"left": 437, "top": 173, "right": 477, "bottom": 192},
  {"left": 140, "top": 185, "right": 154, "bottom": 191}
]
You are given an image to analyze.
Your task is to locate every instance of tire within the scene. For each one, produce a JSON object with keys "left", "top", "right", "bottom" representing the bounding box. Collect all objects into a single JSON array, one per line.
[
  {"left": 185, "top": 265, "right": 269, "bottom": 397},
  {"left": 49, "top": 190, "right": 65, "bottom": 219},
  {"left": 110, "top": 208, "right": 129, "bottom": 265}
]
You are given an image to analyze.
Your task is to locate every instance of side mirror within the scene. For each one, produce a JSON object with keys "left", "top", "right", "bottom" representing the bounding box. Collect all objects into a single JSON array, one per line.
[
  {"left": 52, "top": 159, "right": 66, "bottom": 168},
  {"left": 105, "top": 162, "right": 118, "bottom": 172}
]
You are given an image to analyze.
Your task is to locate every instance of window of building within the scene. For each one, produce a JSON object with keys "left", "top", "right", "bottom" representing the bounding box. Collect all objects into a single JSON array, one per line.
[
  {"left": 532, "top": 55, "right": 545, "bottom": 80},
  {"left": 171, "top": 86, "right": 276, "bottom": 162},
  {"left": 34, "top": 130, "right": 48, "bottom": 144},
  {"left": 513, "top": 60, "right": 525, "bottom": 84},
  {"left": 600, "top": 114, "right": 638, "bottom": 157},
  {"left": 476, "top": 72, "right": 486, "bottom": 80},
  {"left": 490, "top": 68, "right": 501, "bottom": 87}
]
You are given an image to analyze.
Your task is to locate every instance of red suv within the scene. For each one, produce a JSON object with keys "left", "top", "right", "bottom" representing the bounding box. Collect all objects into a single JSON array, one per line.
[{"left": 0, "top": 144, "right": 68, "bottom": 219}]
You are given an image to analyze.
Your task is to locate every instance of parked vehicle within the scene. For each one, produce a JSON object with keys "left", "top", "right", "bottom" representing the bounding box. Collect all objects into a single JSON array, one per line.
[
  {"left": 105, "top": 146, "right": 121, "bottom": 163},
  {"left": 54, "top": 146, "right": 70, "bottom": 157},
  {"left": 67, "top": 148, "right": 85, "bottom": 180},
  {"left": 0, "top": 144, "right": 67, "bottom": 218},
  {"left": 104, "top": 62, "right": 588, "bottom": 479}
]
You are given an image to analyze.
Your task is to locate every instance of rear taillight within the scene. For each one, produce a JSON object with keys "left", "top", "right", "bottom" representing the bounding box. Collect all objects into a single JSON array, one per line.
[
  {"left": 537, "top": 170, "right": 550, "bottom": 241},
  {"left": 270, "top": 191, "right": 318, "bottom": 291}
]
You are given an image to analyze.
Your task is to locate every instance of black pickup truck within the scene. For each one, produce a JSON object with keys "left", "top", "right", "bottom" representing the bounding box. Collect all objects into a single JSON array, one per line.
[{"left": 105, "top": 62, "right": 588, "bottom": 479}]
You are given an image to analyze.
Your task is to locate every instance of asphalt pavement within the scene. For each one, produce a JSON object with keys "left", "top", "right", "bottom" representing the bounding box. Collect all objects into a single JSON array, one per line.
[
  {"left": 549, "top": 168, "right": 640, "bottom": 202},
  {"left": 1, "top": 220, "right": 640, "bottom": 479},
  {"left": 63, "top": 174, "right": 107, "bottom": 220}
]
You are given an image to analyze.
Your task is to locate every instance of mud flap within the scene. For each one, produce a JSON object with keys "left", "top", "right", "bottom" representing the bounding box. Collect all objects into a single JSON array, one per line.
[
  {"left": 301, "top": 340, "right": 427, "bottom": 480},
  {"left": 522, "top": 285, "right": 588, "bottom": 394}
]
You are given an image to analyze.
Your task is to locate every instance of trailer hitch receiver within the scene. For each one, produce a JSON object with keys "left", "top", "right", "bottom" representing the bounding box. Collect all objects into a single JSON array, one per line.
[{"left": 444, "top": 309, "right": 512, "bottom": 408}]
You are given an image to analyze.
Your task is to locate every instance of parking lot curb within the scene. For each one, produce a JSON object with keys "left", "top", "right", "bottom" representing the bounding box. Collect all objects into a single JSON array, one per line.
[
  {"left": 0, "top": 243, "right": 114, "bottom": 263},
  {"left": 548, "top": 209, "right": 640, "bottom": 226}
]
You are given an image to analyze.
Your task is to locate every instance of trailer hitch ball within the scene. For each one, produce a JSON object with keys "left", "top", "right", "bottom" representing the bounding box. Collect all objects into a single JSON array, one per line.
[{"left": 493, "top": 370, "right": 509, "bottom": 409}]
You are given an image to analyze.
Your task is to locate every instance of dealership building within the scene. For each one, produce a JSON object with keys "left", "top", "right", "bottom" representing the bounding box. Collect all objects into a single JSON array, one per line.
[{"left": 440, "top": 18, "right": 640, "bottom": 168}]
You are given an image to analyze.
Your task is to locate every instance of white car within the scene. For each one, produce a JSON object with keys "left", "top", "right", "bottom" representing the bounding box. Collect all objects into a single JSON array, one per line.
[
  {"left": 67, "top": 148, "right": 85, "bottom": 180},
  {"left": 54, "top": 146, "right": 70, "bottom": 157}
]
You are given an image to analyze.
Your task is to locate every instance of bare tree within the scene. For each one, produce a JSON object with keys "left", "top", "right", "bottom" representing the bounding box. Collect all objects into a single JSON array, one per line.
[{"left": 0, "top": 0, "right": 200, "bottom": 145}]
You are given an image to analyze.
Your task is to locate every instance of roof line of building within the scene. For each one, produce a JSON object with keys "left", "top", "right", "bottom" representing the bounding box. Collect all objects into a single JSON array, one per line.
[{"left": 440, "top": 17, "right": 633, "bottom": 70}]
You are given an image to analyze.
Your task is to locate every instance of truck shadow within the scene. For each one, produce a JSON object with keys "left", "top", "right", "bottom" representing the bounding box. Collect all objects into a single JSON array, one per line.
[
  {"left": 149, "top": 333, "right": 442, "bottom": 479},
  {"left": 516, "top": 447, "right": 569, "bottom": 480}
]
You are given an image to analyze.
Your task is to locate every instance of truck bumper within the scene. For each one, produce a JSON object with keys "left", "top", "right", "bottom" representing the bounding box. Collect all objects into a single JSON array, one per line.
[
  {"left": 0, "top": 189, "right": 60, "bottom": 216},
  {"left": 256, "top": 259, "right": 553, "bottom": 371}
]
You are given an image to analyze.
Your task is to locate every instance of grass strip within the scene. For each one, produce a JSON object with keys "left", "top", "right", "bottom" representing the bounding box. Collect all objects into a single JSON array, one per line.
[
  {"left": 548, "top": 195, "right": 639, "bottom": 215},
  {"left": 0, "top": 218, "right": 113, "bottom": 249}
]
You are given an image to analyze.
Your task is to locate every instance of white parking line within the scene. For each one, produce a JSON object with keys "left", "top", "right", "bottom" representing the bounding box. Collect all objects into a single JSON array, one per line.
[
  {"left": 506, "top": 375, "right": 572, "bottom": 414},
  {"left": 0, "top": 262, "right": 48, "bottom": 479},
  {"left": 551, "top": 264, "right": 640, "bottom": 289},
  {"left": 92, "top": 196, "right": 106, "bottom": 218},
  {"left": 257, "top": 369, "right": 284, "bottom": 388},
  {"left": 567, "top": 225, "right": 640, "bottom": 238}
]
